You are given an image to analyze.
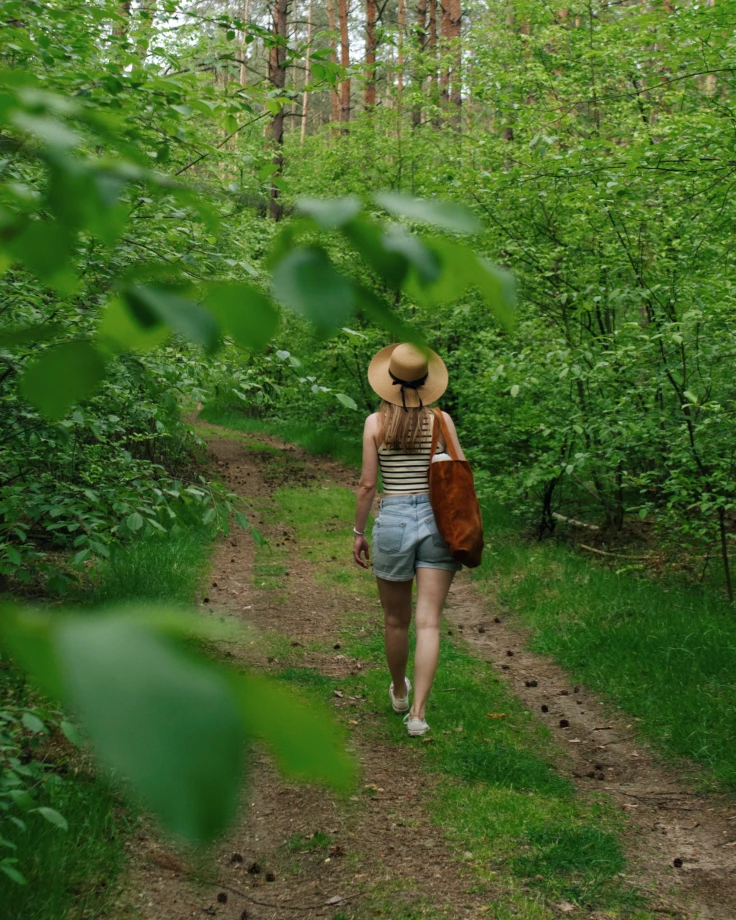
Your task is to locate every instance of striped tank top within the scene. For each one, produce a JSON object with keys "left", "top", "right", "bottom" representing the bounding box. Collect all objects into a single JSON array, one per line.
[{"left": 378, "top": 414, "right": 434, "bottom": 494}]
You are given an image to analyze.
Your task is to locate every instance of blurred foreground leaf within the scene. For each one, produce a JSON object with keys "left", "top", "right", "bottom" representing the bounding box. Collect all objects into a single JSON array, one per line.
[
  {"left": 20, "top": 341, "right": 107, "bottom": 420},
  {"left": 0, "top": 605, "right": 355, "bottom": 844}
]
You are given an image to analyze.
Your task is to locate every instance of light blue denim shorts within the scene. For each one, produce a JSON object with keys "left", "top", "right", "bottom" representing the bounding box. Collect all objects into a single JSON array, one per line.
[{"left": 371, "top": 493, "right": 462, "bottom": 582}]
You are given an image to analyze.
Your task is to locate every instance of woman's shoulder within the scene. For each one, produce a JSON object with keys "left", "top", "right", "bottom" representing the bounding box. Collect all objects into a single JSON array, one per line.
[{"left": 364, "top": 412, "right": 380, "bottom": 432}]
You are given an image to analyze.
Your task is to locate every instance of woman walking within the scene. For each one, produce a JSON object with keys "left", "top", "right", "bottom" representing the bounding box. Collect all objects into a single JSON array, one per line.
[{"left": 352, "top": 343, "right": 465, "bottom": 737}]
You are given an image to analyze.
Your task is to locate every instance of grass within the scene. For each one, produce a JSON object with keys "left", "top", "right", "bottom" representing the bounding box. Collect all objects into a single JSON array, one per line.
[
  {"left": 0, "top": 774, "right": 131, "bottom": 920},
  {"left": 252, "top": 481, "right": 652, "bottom": 918},
  {"left": 3, "top": 525, "right": 214, "bottom": 920},
  {"left": 478, "top": 500, "right": 736, "bottom": 789},
  {"left": 198, "top": 400, "right": 364, "bottom": 468},
  {"left": 76, "top": 526, "right": 212, "bottom": 608}
]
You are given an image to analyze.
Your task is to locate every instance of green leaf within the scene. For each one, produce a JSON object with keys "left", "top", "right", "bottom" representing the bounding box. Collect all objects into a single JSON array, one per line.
[
  {"left": 271, "top": 248, "right": 355, "bottom": 336},
  {"left": 296, "top": 197, "right": 361, "bottom": 230},
  {"left": 336, "top": 393, "right": 357, "bottom": 410},
  {"left": 405, "top": 239, "right": 516, "bottom": 329},
  {"left": 229, "top": 672, "right": 355, "bottom": 791},
  {"left": 32, "top": 807, "right": 68, "bottom": 831},
  {"left": 0, "top": 861, "right": 26, "bottom": 885},
  {"left": 342, "top": 219, "right": 408, "bottom": 288},
  {"left": 21, "top": 712, "right": 45, "bottom": 734},
  {"left": 127, "top": 512, "right": 144, "bottom": 532},
  {"left": 5, "top": 220, "right": 76, "bottom": 292},
  {"left": 97, "top": 296, "right": 170, "bottom": 354},
  {"left": 355, "top": 285, "right": 423, "bottom": 345},
  {"left": 251, "top": 527, "right": 266, "bottom": 547},
  {"left": 20, "top": 341, "right": 107, "bottom": 420},
  {"left": 123, "top": 286, "right": 220, "bottom": 352},
  {"left": 374, "top": 192, "right": 481, "bottom": 234},
  {"left": 8, "top": 789, "right": 34, "bottom": 811},
  {"left": 0, "top": 323, "right": 63, "bottom": 349},
  {"left": 60, "top": 720, "right": 83, "bottom": 746},
  {"left": 56, "top": 618, "right": 244, "bottom": 843},
  {"left": 0, "top": 607, "right": 65, "bottom": 700},
  {"left": 234, "top": 510, "right": 250, "bottom": 530},
  {"left": 383, "top": 228, "right": 440, "bottom": 285},
  {"left": 203, "top": 283, "right": 279, "bottom": 352}
]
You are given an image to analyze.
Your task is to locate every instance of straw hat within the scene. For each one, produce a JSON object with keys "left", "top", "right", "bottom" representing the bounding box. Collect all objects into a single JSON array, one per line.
[{"left": 367, "top": 343, "right": 448, "bottom": 410}]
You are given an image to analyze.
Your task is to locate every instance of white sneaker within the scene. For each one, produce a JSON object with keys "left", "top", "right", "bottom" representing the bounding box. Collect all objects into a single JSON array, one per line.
[
  {"left": 403, "top": 713, "right": 430, "bottom": 736},
  {"left": 389, "top": 678, "right": 411, "bottom": 713}
]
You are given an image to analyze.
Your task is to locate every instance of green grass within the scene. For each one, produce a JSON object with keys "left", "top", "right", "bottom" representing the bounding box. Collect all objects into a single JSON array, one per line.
[
  {"left": 478, "top": 499, "right": 736, "bottom": 789},
  {"left": 0, "top": 774, "right": 131, "bottom": 920},
  {"left": 199, "top": 400, "right": 364, "bottom": 468},
  {"left": 255, "top": 482, "right": 651, "bottom": 918},
  {"left": 76, "top": 527, "right": 212, "bottom": 608}
]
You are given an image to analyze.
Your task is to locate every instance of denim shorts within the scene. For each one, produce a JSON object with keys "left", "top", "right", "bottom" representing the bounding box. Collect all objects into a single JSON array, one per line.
[{"left": 371, "top": 493, "right": 462, "bottom": 582}]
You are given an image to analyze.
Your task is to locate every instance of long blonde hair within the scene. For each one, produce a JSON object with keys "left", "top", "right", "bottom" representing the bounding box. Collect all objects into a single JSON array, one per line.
[{"left": 378, "top": 401, "right": 433, "bottom": 452}]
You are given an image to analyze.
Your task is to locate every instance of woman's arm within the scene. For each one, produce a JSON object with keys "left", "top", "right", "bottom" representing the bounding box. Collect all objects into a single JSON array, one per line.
[
  {"left": 353, "top": 414, "right": 379, "bottom": 569},
  {"left": 441, "top": 411, "right": 466, "bottom": 461}
]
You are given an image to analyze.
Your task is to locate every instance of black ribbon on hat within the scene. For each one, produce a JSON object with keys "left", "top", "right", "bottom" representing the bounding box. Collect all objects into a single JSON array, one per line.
[{"left": 390, "top": 369, "right": 428, "bottom": 412}]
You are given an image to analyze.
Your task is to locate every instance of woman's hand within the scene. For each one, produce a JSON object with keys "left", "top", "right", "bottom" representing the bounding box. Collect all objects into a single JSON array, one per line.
[{"left": 353, "top": 534, "right": 370, "bottom": 569}]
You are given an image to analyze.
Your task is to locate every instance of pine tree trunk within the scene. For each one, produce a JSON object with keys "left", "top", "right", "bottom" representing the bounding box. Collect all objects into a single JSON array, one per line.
[
  {"left": 268, "top": 0, "right": 290, "bottom": 220},
  {"left": 411, "top": 0, "right": 427, "bottom": 127},
  {"left": 364, "top": 0, "right": 377, "bottom": 108},
  {"left": 427, "top": 0, "right": 438, "bottom": 117},
  {"left": 439, "top": 0, "right": 450, "bottom": 107},
  {"left": 301, "top": 0, "right": 314, "bottom": 141},
  {"left": 448, "top": 0, "right": 461, "bottom": 115},
  {"left": 338, "top": 0, "right": 351, "bottom": 122},
  {"left": 239, "top": 0, "right": 251, "bottom": 86},
  {"left": 396, "top": 0, "right": 406, "bottom": 101},
  {"left": 328, "top": 0, "right": 341, "bottom": 123}
]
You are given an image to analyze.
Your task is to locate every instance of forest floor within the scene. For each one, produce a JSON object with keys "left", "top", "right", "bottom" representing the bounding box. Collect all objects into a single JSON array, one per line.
[{"left": 111, "top": 422, "right": 736, "bottom": 920}]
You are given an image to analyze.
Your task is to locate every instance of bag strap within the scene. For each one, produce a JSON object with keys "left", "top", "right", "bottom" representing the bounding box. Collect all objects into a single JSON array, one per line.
[{"left": 430, "top": 408, "right": 459, "bottom": 461}]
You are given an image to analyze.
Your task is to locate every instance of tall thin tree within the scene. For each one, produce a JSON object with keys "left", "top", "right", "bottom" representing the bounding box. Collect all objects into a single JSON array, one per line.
[
  {"left": 328, "top": 0, "right": 341, "bottom": 122},
  {"left": 301, "top": 0, "right": 314, "bottom": 141},
  {"left": 411, "top": 0, "right": 428, "bottom": 127},
  {"left": 365, "top": 0, "right": 378, "bottom": 108},
  {"left": 338, "top": 0, "right": 351, "bottom": 122},
  {"left": 267, "top": 0, "right": 290, "bottom": 219}
]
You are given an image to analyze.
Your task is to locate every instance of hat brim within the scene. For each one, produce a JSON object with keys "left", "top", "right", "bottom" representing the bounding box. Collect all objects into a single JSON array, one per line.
[{"left": 367, "top": 344, "right": 448, "bottom": 408}]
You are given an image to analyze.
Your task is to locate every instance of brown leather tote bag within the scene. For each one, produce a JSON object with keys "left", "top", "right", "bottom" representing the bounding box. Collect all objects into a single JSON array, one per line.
[{"left": 428, "top": 408, "right": 484, "bottom": 568}]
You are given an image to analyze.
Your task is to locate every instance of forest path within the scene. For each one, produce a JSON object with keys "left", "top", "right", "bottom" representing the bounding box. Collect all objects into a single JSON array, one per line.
[{"left": 114, "top": 423, "right": 734, "bottom": 920}]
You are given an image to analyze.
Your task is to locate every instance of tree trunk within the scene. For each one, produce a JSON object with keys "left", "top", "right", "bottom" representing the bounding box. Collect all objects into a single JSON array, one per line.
[
  {"left": 447, "top": 0, "right": 461, "bottom": 114},
  {"left": 439, "top": 0, "right": 450, "bottom": 107},
  {"left": 327, "top": 0, "right": 341, "bottom": 123},
  {"left": 427, "top": 0, "right": 438, "bottom": 117},
  {"left": 267, "top": 0, "right": 290, "bottom": 220},
  {"left": 396, "top": 0, "right": 406, "bottom": 101},
  {"left": 338, "top": 0, "right": 351, "bottom": 122},
  {"left": 113, "top": 0, "right": 131, "bottom": 38},
  {"left": 364, "top": 0, "right": 377, "bottom": 108},
  {"left": 301, "top": 0, "right": 314, "bottom": 141},
  {"left": 239, "top": 0, "right": 251, "bottom": 86},
  {"left": 411, "top": 0, "right": 427, "bottom": 127}
]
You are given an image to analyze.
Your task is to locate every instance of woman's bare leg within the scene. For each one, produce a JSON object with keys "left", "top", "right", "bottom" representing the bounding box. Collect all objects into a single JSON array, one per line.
[
  {"left": 376, "top": 576, "right": 413, "bottom": 693},
  {"left": 412, "top": 568, "right": 455, "bottom": 720}
]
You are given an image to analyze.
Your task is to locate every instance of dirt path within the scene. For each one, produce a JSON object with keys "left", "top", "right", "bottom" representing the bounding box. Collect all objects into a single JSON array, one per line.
[{"left": 115, "top": 424, "right": 735, "bottom": 920}]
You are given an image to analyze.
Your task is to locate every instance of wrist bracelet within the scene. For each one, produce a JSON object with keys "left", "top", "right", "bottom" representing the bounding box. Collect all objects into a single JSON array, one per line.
[{"left": 353, "top": 527, "right": 365, "bottom": 537}]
